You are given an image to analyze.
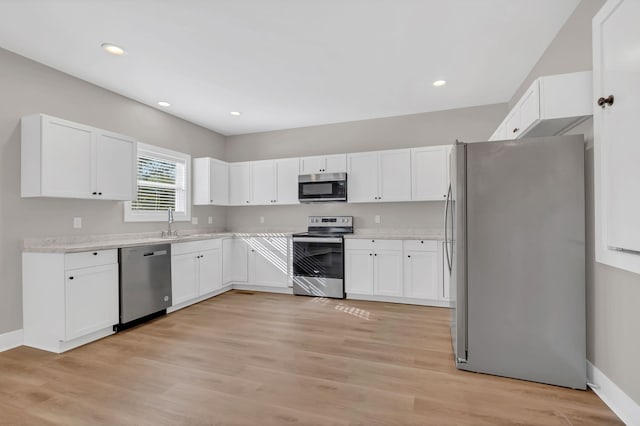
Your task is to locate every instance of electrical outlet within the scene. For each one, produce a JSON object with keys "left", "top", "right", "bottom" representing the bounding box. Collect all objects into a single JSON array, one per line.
[
  {"left": 73, "top": 217, "right": 82, "bottom": 229},
  {"left": 260, "top": 216, "right": 265, "bottom": 224},
  {"left": 192, "top": 217, "right": 198, "bottom": 225},
  {"left": 208, "top": 216, "right": 213, "bottom": 225},
  {"left": 374, "top": 215, "right": 381, "bottom": 224}
]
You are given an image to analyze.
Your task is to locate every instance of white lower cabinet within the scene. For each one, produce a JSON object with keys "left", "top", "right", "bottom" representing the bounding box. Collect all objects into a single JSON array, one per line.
[
  {"left": 345, "top": 239, "right": 450, "bottom": 306},
  {"left": 22, "top": 249, "right": 119, "bottom": 353},
  {"left": 223, "top": 237, "right": 248, "bottom": 284},
  {"left": 171, "top": 239, "right": 223, "bottom": 308},
  {"left": 247, "top": 236, "right": 288, "bottom": 287}
]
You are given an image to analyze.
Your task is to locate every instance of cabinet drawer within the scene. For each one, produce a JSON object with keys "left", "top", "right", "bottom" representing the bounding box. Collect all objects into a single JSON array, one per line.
[
  {"left": 65, "top": 249, "right": 117, "bottom": 270},
  {"left": 172, "top": 238, "right": 222, "bottom": 256},
  {"left": 345, "top": 239, "right": 403, "bottom": 251},
  {"left": 403, "top": 240, "right": 438, "bottom": 252}
]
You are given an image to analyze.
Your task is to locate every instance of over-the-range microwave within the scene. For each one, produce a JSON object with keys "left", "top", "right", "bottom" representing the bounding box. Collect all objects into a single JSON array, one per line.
[{"left": 298, "top": 173, "right": 347, "bottom": 203}]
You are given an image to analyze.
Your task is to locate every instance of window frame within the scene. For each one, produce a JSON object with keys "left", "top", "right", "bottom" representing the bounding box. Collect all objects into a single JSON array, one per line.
[{"left": 124, "top": 143, "right": 191, "bottom": 223}]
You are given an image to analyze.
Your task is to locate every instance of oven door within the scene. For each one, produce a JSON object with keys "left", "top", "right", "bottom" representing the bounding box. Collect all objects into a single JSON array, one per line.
[
  {"left": 292, "top": 237, "right": 344, "bottom": 278},
  {"left": 298, "top": 174, "right": 347, "bottom": 202}
]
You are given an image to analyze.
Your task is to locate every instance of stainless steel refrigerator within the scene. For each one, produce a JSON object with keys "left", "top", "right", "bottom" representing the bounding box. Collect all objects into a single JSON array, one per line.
[{"left": 444, "top": 135, "right": 586, "bottom": 389}]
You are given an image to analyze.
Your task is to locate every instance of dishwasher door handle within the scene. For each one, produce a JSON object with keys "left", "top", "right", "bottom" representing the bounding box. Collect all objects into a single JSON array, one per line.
[{"left": 143, "top": 250, "right": 168, "bottom": 257}]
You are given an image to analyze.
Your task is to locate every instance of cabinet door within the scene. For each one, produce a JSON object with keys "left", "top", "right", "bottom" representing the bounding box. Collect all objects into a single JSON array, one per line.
[
  {"left": 345, "top": 249, "right": 374, "bottom": 295},
  {"left": 379, "top": 149, "right": 411, "bottom": 202},
  {"left": 222, "top": 239, "right": 233, "bottom": 284},
  {"left": 504, "top": 108, "right": 520, "bottom": 140},
  {"left": 275, "top": 158, "right": 299, "bottom": 205},
  {"left": 251, "top": 160, "right": 276, "bottom": 205},
  {"left": 347, "top": 152, "right": 378, "bottom": 202},
  {"left": 404, "top": 250, "right": 439, "bottom": 300},
  {"left": 299, "top": 156, "right": 325, "bottom": 174},
  {"left": 210, "top": 160, "right": 229, "bottom": 205},
  {"left": 231, "top": 238, "right": 249, "bottom": 282},
  {"left": 373, "top": 250, "right": 403, "bottom": 297},
  {"left": 95, "top": 132, "right": 137, "bottom": 200},
  {"left": 248, "top": 246, "right": 288, "bottom": 287},
  {"left": 41, "top": 117, "right": 94, "bottom": 198},
  {"left": 65, "top": 264, "right": 118, "bottom": 341},
  {"left": 171, "top": 253, "right": 199, "bottom": 305},
  {"left": 229, "top": 162, "right": 251, "bottom": 205},
  {"left": 324, "top": 154, "right": 347, "bottom": 173},
  {"left": 198, "top": 248, "right": 222, "bottom": 295},
  {"left": 518, "top": 80, "right": 540, "bottom": 136},
  {"left": 411, "top": 146, "right": 448, "bottom": 201}
]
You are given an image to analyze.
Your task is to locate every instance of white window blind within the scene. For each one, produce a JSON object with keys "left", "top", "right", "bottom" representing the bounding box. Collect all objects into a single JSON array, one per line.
[{"left": 124, "top": 144, "right": 191, "bottom": 222}]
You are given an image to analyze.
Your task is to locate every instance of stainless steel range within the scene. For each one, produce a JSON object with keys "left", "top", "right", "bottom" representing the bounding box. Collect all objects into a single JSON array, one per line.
[{"left": 292, "top": 216, "right": 353, "bottom": 299}]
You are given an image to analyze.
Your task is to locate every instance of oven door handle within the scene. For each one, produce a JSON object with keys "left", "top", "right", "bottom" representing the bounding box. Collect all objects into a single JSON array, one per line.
[{"left": 292, "top": 237, "right": 343, "bottom": 243}]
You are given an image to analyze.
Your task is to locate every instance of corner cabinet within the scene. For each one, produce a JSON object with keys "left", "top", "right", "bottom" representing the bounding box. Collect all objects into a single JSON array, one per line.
[
  {"left": 193, "top": 158, "right": 229, "bottom": 205},
  {"left": 21, "top": 114, "right": 137, "bottom": 200},
  {"left": 489, "top": 71, "right": 593, "bottom": 141},
  {"left": 22, "top": 249, "right": 119, "bottom": 353},
  {"left": 593, "top": 0, "right": 640, "bottom": 274}
]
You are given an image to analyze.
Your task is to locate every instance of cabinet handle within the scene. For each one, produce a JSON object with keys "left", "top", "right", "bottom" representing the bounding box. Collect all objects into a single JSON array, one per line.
[
  {"left": 92, "top": 192, "right": 97, "bottom": 195},
  {"left": 512, "top": 128, "right": 519, "bottom": 133},
  {"left": 597, "top": 95, "right": 614, "bottom": 108},
  {"left": 93, "top": 252, "right": 98, "bottom": 255},
  {"left": 98, "top": 192, "right": 102, "bottom": 195},
  {"left": 420, "top": 241, "right": 424, "bottom": 244},
  {"left": 246, "top": 201, "right": 249, "bottom": 204},
  {"left": 371, "top": 239, "right": 375, "bottom": 243},
  {"left": 408, "top": 255, "right": 411, "bottom": 258},
  {"left": 374, "top": 253, "right": 377, "bottom": 256},
  {"left": 69, "top": 276, "right": 74, "bottom": 280},
  {"left": 369, "top": 253, "right": 372, "bottom": 256}
]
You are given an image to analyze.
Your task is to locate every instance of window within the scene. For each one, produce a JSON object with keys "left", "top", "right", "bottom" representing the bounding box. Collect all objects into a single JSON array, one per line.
[{"left": 124, "top": 143, "right": 191, "bottom": 222}]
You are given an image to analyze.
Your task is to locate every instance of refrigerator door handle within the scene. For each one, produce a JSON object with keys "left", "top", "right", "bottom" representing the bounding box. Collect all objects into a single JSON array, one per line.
[{"left": 444, "top": 183, "right": 452, "bottom": 273}]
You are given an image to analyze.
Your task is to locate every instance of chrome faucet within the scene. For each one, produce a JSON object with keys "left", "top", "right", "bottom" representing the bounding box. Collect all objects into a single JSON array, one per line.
[{"left": 162, "top": 208, "right": 178, "bottom": 238}]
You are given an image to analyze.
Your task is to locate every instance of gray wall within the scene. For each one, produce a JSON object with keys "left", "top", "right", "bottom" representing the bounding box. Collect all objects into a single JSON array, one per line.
[
  {"left": 513, "top": 0, "right": 640, "bottom": 405},
  {"left": 509, "top": 0, "right": 604, "bottom": 109},
  {"left": 0, "top": 48, "right": 226, "bottom": 334},
  {"left": 225, "top": 104, "right": 507, "bottom": 232}
]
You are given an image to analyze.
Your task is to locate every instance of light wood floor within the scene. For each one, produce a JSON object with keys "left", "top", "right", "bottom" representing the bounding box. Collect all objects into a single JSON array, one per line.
[{"left": 1, "top": 290, "right": 621, "bottom": 425}]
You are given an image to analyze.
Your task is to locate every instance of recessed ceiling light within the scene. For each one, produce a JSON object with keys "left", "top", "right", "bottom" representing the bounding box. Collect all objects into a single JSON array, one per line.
[
  {"left": 101, "top": 43, "right": 126, "bottom": 56},
  {"left": 230, "top": 111, "right": 241, "bottom": 116},
  {"left": 433, "top": 80, "right": 447, "bottom": 87},
  {"left": 157, "top": 101, "right": 171, "bottom": 107}
]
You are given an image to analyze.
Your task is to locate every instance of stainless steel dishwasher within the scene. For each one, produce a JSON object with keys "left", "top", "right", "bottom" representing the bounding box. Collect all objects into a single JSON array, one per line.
[{"left": 118, "top": 244, "right": 172, "bottom": 330}]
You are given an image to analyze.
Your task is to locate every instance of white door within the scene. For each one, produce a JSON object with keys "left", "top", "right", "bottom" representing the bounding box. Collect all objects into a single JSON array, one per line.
[
  {"left": 299, "top": 156, "right": 325, "bottom": 174},
  {"left": 198, "top": 248, "right": 222, "bottom": 295},
  {"left": 251, "top": 160, "right": 276, "bottom": 205},
  {"left": 347, "top": 152, "right": 378, "bottom": 202},
  {"left": 275, "top": 158, "right": 299, "bottom": 205},
  {"left": 229, "top": 162, "right": 251, "bottom": 205},
  {"left": 595, "top": 0, "right": 640, "bottom": 253},
  {"left": 94, "top": 132, "right": 136, "bottom": 200},
  {"left": 41, "top": 117, "right": 94, "bottom": 198},
  {"left": 378, "top": 149, "right": 411, "bottom": 202},
  {"left": 344, "top": 249, "right": 374, "bottom": 295},
  {"left": 373, "top": 250, "right": 403, "bottom": 297},
  {"left": 171, "top": 253, "right": 198, "bottom": 305},
  {"left": 324, "top": 154, "right": 347, "bottom": 173},
  {"left": 64, "top": 264, "right": 118, "bottom": 341},
  {"left": 411, "top": 146, "right": 448, "bottom": 201},
  {"left": 249, "top": 248, "right": 288, "bottom": 287},
  {"left": 210, "top": 160, "right": 229, "bottom": 205},
  {"left": 404, "top": 250, "right": 439, "bottom": 300}
]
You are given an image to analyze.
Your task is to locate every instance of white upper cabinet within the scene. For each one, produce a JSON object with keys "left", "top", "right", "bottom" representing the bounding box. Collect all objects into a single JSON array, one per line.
[
  {"left": 275, "top": 158, "right": 300, "bottom": 205},
  {"left": 411, "top": 145, "right": 450, "bottom": 201},
  {"left": 299, "top": 154, "right": 347, "bottom": 174},
  {"left": 347, "top": 149, "right": 411, "bottom": 203},
  {"left": 21, "top": 114, "right": 136, "bottom": 200},
  {"left": 593, "top": 0, "right": 640, "bottom": 272},
  {"left": 251, "top": 160, "right": 277, "bottom": 205},
  {"left": 489, "top": 71, "right": 593, "bottom": 141},
  {"left": 193, "top": 158, "right": 229, "bottom": 205},
  {"left": 229, "top": 162, "right": 252, "bottom": 205}
]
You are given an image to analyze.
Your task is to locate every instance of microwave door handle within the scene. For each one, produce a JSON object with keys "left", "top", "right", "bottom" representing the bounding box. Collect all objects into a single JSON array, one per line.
[{"left": 444, "top": 183, "right": 452, "bottom": 273}]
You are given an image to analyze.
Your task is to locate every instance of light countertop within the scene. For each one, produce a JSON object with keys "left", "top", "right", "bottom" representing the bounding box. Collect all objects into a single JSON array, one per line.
[{"left": 344, "top": 228, "right": 444, "bottom": 241}]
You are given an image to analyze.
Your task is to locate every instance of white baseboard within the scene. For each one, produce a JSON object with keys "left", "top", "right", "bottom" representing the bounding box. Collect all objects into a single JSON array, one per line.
[
  {"left": 232, "top": 283, "right": 293, "bottom": 294},
  {"left": 0, "top": 329, "right": 24, "bottom": 352},
  {"left": 587, "top": 361, "right": 640, "bottom": 425},
  {"left": 347, "top": 293, "right": 452, "bottom": 308},
  {"left": 167, "top": 285, "right": 234, "bottom": 313}
]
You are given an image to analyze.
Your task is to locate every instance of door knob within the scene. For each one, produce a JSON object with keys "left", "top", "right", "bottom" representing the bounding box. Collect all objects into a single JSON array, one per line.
[{"left": 597, "top": 95, "right": 614, "bottom": 108}]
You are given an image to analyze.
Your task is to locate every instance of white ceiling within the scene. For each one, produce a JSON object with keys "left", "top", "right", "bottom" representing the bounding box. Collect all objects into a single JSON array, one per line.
[{"left": 0, "top": 0, "right": 580, "bottom": 136}]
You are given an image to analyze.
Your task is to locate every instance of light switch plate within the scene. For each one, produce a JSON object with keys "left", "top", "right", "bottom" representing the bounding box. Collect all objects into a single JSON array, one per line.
[
  {"left": 374, "top": 215, "right": 381, "bottom": 224},
  {"left": 73, "top": 217, "right": 82, "bottom": 229},
  {"left": 192, "top": 217, "right": 198, "bottom": 225},
  {"left": 208, "top": 216, "right": 213, "bottom": 224}
]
